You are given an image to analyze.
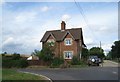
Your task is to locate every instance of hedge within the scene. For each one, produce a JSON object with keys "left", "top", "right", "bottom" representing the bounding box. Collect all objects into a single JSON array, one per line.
[{"left": 2, "top": 58, "right": 28, "bottom": 68}]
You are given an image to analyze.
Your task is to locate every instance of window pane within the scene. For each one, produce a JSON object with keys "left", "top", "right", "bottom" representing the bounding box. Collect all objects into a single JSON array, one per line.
[{"left": 65, "top": 39, "right": 72, "bottom": 45}]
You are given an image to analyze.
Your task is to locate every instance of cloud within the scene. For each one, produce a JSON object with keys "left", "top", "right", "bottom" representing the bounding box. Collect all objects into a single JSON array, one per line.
[
  {"left": 62, "top": 14, "right": 71, "bottom": 21},
  {"left": 2, "top": 36, "right": 42, "bottom": 54},
  {"left": 0, "top": 0, "right": 5, "bottom": 5},
  {"left": 84, "top": 38, "right": 94, "bottom": 45},
  {"left": 2, "top": 2, "right": 118, "bottom": 55},
  {"left": 2, "top": 37, "right": 14, "bottom": 46},
  {"left": 14, "top": 12, "right": 37, "bottom": 24},
  {"left": 41, "top": 6, "right": 51, "bottom": 12}
]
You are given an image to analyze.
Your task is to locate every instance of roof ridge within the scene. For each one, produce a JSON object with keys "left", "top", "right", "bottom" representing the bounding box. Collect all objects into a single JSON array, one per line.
[{"left": 46, "top": 28, "right": 82, "bottom": 32}]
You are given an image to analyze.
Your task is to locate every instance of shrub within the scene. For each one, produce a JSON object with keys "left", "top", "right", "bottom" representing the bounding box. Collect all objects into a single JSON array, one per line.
[
  {"left": 12, "top": 53, "right": 21, "bottom": 60},
  {"left": 71, "top": 56, "right": 80, "bottom": 65},
  {"left": 2, "top": 59, "right": 13, "bottom": 68},
  {"left": 2, "top": 58, "right": 28, "bottom": 68},
  {"left": 50, "top": 57, "right": 64, "bottom": 67},
  {"left": 16, "top": 59, "right": 28, "bottom": 68}
]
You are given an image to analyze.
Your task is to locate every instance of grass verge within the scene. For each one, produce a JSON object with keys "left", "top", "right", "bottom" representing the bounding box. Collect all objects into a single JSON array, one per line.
[{"left": 2, "top": 69, "right": 49, "bottom": 81}]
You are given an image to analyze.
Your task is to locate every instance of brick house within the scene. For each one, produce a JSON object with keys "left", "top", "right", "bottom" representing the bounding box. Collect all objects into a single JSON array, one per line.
[{"left": 40, "top": 21, "right": 86, "bottom": 60}]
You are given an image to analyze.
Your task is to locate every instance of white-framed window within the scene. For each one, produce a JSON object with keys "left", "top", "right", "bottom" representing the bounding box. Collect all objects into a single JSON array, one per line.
[
  {"left": 64, "top": 51, "right": 73, "bottom": 59},
  {"left": 47, "top": 39, "right": 55, "bottom": 46},
  {"left": 64, "top": 38, "right": 72, "bottom": 45}
]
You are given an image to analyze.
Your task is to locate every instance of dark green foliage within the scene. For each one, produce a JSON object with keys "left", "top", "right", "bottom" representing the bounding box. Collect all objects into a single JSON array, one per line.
[
  {"left": 71, "top": 56, "right": 80, "bottom": 65},
  {"left": 2, "top": 54, "right": 28, "bottom": 68},
  {"left": 12, "top": 53, "right": 21, "bottom": 60},
  {"left": 2, "top": 59, "right": 13, "bottom": 68},
  {"left": 82, "top": 48, "right": 89, "bottom": 59},
  {"left": 51, "top": 57, "right": 64, "bottom": 67},
  {"left": 19, "top": 59, "right": 28, "bottom": 68},
  {"left": 32, "top": 43, "right": 54, "bottom": 62},
  {"left": 111, "top": 40, "right": 120, "bottom": 59},
  {"left": 105, "top": 51, "right": 112, "bottom": 60},
  {"left": 89, "top": 47, "right": 105, "bottom": 58},
  {"left": 40, "top": 43, "right": 54, "bottom": 62}
]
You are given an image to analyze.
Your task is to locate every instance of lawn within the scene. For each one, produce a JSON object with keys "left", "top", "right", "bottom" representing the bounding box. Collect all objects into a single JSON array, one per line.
[{"left": 2, "top": 69, "right": 50, "bottom": 81}]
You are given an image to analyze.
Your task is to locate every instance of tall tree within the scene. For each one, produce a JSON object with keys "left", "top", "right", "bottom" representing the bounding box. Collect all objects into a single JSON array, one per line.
[
  {"left": 89, "top": 47, "right": 105, "bottom": 58},
  {"left": 82, "top": 48, "right": 89, "bottom": 59},
  {"left": 111, "top": 40, "right": 120, "bottom": 59},
  {"left": 32, "top": 43, "right": 54, "bottom": 62}
]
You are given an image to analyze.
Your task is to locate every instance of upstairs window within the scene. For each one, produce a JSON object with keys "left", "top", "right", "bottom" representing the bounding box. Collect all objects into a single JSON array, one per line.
[
  {"left": 47, "top": 39, "right": 55, "bottom": 46},
  {"left": 64, "top": 38, "right": 72, "bottom": 45},
  {"left": 64, "top": 51, "right": 73, "bottom": 59}
]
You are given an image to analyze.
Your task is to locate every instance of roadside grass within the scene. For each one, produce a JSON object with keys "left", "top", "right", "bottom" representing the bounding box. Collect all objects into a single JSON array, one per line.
[{"left": 2, "top": 69, "right": 49, "bottom": 81}]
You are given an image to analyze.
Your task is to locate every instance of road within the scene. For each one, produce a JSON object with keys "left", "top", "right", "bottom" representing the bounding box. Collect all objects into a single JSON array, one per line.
[{"left": 18, "top": 60, "right": 119, "bottom": 80}]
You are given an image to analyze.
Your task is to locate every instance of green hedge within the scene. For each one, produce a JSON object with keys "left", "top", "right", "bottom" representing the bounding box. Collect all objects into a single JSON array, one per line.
[
  {"left": 50, "top": 57, "right": 64, "bottom": 67},
  {"left": 2, "top": 58, "right": 28, "bottom": 68}
]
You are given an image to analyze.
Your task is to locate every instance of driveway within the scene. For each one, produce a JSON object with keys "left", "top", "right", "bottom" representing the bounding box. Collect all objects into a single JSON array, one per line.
[{"left": 18, "top": 60, "right": 119, "bottom": 80}]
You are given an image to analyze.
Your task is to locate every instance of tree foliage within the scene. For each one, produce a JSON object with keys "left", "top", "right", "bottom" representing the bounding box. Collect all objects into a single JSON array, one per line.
[
  {"left": 71, "top": 56, "right": 80, "bottom": 65},
  {"left": 32, "top": 43, "right": 54, "bottom": 62},
  {"left": 111, "top": 40, "right": 120, "bottom": 58},
  {"left": 89, "top": 47, "right": 105, "bottom": 58},
  {"left": 82, "top": 48, "right": 89, "bottom": 59},
  {"left": 12, "top": 53, "right": 21, "bottom": 60}
]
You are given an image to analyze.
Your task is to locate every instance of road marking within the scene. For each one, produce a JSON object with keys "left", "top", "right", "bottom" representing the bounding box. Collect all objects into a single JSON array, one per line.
[{"left": 112, "top": 71, "right": 117, "bottom": 74}]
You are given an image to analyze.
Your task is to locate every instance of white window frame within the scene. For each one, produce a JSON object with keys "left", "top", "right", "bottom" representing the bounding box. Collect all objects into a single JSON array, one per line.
[
  {"left": 64, "top": 38, "right": 72, "bottom": 46},
  {"left": 64, "top": 51, "right": 73, "bottom": 59}
]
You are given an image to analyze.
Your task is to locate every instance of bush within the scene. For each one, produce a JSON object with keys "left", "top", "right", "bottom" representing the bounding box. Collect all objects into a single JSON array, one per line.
[
  {"left": 2, "top": 59, "right": 13, "bottom": 68},
  {"left": 71, "top": 56, "right": 80, "bottom": 65},
  {"left": 13, "top": 59, "right": 28, "bottom": 68},
  {"left": 50, "top": 57, "right": 64, "bottom": 67},
  {"left": 2, "top": 58, "right": 28, "bottom": 68},
  {"left": 12, "top": 53, "right": 21, "bottom": 60}
]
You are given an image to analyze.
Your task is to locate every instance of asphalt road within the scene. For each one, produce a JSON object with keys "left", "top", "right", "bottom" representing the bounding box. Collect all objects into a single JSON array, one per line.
[{"left": 18, "top": 60, "right": 119, "bottom": 80}]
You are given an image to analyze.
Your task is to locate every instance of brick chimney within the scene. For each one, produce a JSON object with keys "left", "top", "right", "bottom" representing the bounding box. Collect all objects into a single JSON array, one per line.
[{"left": 61, "top": 21, "right": 66, "bottom": 30}]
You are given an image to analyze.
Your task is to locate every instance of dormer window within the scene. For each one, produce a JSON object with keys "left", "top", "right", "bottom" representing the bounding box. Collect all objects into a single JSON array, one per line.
[
  {"left": 64, "top": 38, "right": 72, "bottom": 45},
  {"left": 47, "top": 39, "right": 55, "bottom": 46}
]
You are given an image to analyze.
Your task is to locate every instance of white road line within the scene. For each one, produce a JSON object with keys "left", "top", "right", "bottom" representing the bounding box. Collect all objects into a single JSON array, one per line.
[{"left": 112, "top": 71, "right": 117, "bottom": 74}]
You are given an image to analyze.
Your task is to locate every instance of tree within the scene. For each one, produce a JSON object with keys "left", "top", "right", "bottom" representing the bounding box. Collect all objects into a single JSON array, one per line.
[
  {"left": 31, "top": 49, "right": 41, "bottom": 56},
  {"left": 32, "top": 43, "right": 54, "bottom": 62},
  {"left": 106, "top": 51, "right": 112, "bottom": 60},
  {"left": 82, "top": 48, "right": 89, "bottom": 60},
  {"left": 1, "top": 52, "right": 7, "bottom": 56},
  {"left": 111, "top": 40, "right": 120, "bottom": 59},
  {"left": 12, "top": 53, "right": 21, "bottom": 60},
  {"left": 40, "top": 43, "right": 54, "bottom": 62},
  {"left": 89, "top": 47, "right": 105, "bottom": 58}
]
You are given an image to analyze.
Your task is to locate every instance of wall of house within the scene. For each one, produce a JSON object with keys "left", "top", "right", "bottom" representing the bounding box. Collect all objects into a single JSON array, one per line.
[
  {"left": 76, "top": 39, "right": 82, "bottom": 59},
  {"left": 60, "top": 33, "right": 78, "bottom": 59},
  {"left": 43, "top": 33, "right": 82, "bottom": 59}
]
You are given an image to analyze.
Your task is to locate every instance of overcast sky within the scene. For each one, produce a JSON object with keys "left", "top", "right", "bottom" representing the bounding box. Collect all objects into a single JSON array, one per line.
[{"left": 1, "top": 1, "right": 118, "bottom": 55}]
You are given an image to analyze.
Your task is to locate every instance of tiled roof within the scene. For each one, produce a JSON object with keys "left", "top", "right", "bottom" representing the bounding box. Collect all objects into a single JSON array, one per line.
[{"left": 40, "top": 28, "right": 86, "bottom": 46}]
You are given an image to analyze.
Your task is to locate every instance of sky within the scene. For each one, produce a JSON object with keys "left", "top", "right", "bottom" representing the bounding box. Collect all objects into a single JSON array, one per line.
[{"left": 1, "top": 1, "right": 118, "bottom": 55}]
